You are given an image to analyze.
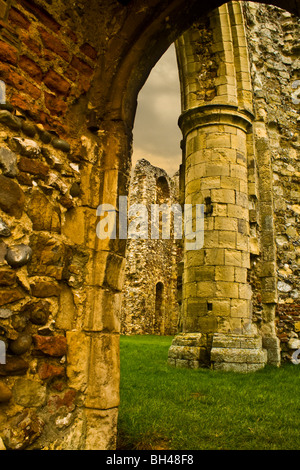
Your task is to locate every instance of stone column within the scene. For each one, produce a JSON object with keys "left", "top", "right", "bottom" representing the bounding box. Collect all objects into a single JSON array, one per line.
[
  {"left": 168, "top": 105, "right": 267, "bottom": 371},
  {"left": 168, "top": 2, "right": 268, "bottom": 372},
  {"left": 181, "top": 105, "right": 253, "bottom": 336}
]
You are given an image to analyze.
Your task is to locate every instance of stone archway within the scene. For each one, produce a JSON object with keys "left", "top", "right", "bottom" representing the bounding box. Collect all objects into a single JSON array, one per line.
[
  {"left": 79, "top": 0, "right": 299, "bottom": 448},
  {"left": 0, "top": 0, "right": 298, "bottom": 451}
]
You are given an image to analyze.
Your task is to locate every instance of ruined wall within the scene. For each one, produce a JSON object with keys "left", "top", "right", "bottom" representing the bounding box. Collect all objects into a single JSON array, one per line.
[
  {"left": 0, "top": 0, "right": 298, "bottom": 451},
  {"left": 0, "top": 0, "right": 127, "bottom": 450},
  {"left": 243, "top": 3, "right": 300, "bottom": 362},
  {"left": 120, "top": 159, "right": 181, "bottom": 336}
]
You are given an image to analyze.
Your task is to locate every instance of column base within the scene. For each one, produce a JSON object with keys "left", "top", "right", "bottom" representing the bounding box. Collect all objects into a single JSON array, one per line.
[
  {"left": 167, "top": 333, "right": 211, "bottom": 369},
  {"left": 211, "top": 333, "right": 267, "bottom": 372},
  {"left": 168, "top": 332, "right": 268, "bottom": 372}
]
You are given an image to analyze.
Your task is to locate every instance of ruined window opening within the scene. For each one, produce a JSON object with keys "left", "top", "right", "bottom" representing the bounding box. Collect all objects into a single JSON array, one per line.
[
  {"left": 154, "top": 282, "right": 164, "bottom": 335},
  {"left": 156, "top": 175, "right": 170, "bottom": 203}
]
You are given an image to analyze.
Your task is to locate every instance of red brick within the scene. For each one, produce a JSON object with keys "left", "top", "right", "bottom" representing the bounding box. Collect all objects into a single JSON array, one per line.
[
  {"left": 8, "top": 70, "right": 41, "bottom": 100},
  {"left": 44, "top": 70, "right": 70, "bottom": 96},
  {"left": 0, "top": 63, "right": 41, "bottom": 100},
  {"left": 79, "top": 43, "right": 97, "bottom": 60},
  {"left": 70, "top": 55, "right": 94, "bottom": 76},
  {"left": 0, "top": 40, "right": 18, "bottom": 65},
  {"left": 39, "top": 112, "right": 68, "bottom": 137},
  {"left": 65, "top": 64, "right": 77, "bottom": 83},
  {"left": 10, "top": 93, "right": 40, "bottom": 120},
  {"left": 44, "top": 92, "right": 67, "bottom": 116},
  {"left": 20, "top": 0, "right": 61, "bottom": 33},
  {"left": 8, "top": 7, "right": 30, "bottom": 29},
  {"left": 19, "top": 55, "right": 43, "bottom": 82},
  {"left": 19, "top": 31, "right": 42, "bottom": 56},
  {"left": 33, "top": 335, "right": 67, "bottom": 357},
  {"left": 38, "top": 27, "right": 70, "bottom": 62},
  {"left": 38, "top": 363, "right": 65, "bottom": 380}
]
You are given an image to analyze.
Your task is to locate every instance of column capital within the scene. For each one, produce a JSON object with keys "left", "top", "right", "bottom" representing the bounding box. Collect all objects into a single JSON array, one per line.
[{"left": 178, "top": 104, "right": 254, "bottom": 138}]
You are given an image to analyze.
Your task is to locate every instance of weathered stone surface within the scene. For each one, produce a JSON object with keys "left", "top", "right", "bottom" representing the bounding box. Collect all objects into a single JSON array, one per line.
[
  {"left": 0, "top": 218, "right": 11, "bottom": 237},
  {"left": 31, "top": 281, "right": 60, "bottom": 298},
  {"left": 33, "top": 335, "right": 67, "bottom": 357},
  {"left": 0, "top": 356, "right": 29, "bottom": 376},
  {"left": 9, "top": 334, "right": 32, "bottom": 355},
  {"left": 0, "top": 288, "right": 25, "bottom": 306},
  {"left": 18, "top": 156, "right": 49, "bottom": 179},
  {"left": 0, "top": 147, "right": 18, "bottom": 176},
  {"left": 2, "top": 410, "right": 44, "bottom": 450},
  {"left": 38, "top": 362, "right": 65, "bottom": 380},
  {"left": 0, "top": 268, "right": 16, "bottom": 286},
  {"left": 0, "top": 174, "right": 25, "bottom": 218},
  {"left": 0, "top": 381, "right": 12, "bottom": 402},
  {"left": 11, "top": 137, "right": 41, "bottom": 157},
  {"left": 26, "top": 190, "right": 61, "bottom": 232},
  {"left": 11, "top": 314, "right": 27, "bottom": 332},
  {"left": 13, "top": 378, "right": 47, "bottom": 407},
  {"left": 0, "top": 242, "right": 7, "bottom": 265},
  {"left": 27, "top": 233, "right": 67, "bottom": 279},
  {"left": 85, "top": 408, "right": 118, "bottom": 450},
  {"left": 22, "top": 300, "right": 50, "bottom": 325},
  {"left": 5, "top": 244, "right": 32, "bottom": 268},
  {"left": 0, "top": 308, "right": 13, "bottom": 319}
]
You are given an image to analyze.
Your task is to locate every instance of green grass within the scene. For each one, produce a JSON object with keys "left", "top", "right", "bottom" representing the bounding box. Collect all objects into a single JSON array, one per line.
[{"left": 117, "top": 335, "right": 300, "bottom": 450}]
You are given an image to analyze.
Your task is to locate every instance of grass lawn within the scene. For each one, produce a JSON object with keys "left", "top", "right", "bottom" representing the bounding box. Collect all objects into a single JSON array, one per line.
[{"left": 117, "top": 335, "right": 300, "bottom": 451}]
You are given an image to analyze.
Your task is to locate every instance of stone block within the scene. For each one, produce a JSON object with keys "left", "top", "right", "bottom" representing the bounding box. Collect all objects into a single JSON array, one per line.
[
  {"left": 197, "top": 281, "right": 216, "bottom": 298},
  {"left": 213, "top": 362, "right": 248, "bottom": 372},
  {"left": 220, "top": 176, "right": 240, "bottom": 190},
  {"left": 205, "top": 248, "right": 224, "bottom": 265},
  {"left": 27, "top": 190, "right": 60, "bottom": 232},
  {"left": 214, "top": 217, "right": 237, "bottom": 231},
  {"left": 83, "top": 287, "right": 121, "bottom": 333},
  {"left": 66, "top": 331, "right": 90, "bottom": 392},
  {"left": 227, "top": 204, "right": 248, "bottom": 219},
  {"left": 239, "top": 283, "right": 252, "bottom": 300},
  {"left": 224, "top": 249, "right": 242, "bottom": 267},
  {"left": 85, "top": 334, "right": 120, "bottom": 410},
  {"left": 84, "top": 408, "right": 118, "bottom": 450},
  {"left": 211, "top": 188, "right": 235, "bottom": 204},
  {"left": 205, "top": 164, "right": 230, "bottom": 177},
  {"left": 172, "top": 333, "right": 205, "bottom": 347},
  {"left": 231, "top": 299, "right": 250, "bottom": 318},
  {"left": 168, "top": 344, "right": 201, "bottom": 361},
  {"left": 211, "top": 347, "right": 267, "bottom": 364},
  {"left": 206, "top": 134, "right": 231, "bottom": 149},
  {"left": 215, "top": 266, "right": 235, "bottom": 281},
  {"left": 216, "top": 281, "right": 239, "bottom": 299},
  {"left": 235, "top": 267, "right": 247, "bottom": 283},
  {"left": 211, "top": 299, "right": 231, "bottom": 316},
  {"left": 218, "top": 231, "right": 237, "bottom": 248}
]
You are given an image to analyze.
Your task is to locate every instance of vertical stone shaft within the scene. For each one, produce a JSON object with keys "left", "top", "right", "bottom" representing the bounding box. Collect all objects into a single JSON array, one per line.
[
  {"left": 168, "top": 3, "right": 268, "bottom": 370},
  {"left": 180, "top": 107, "right": 253, "bottom": 346}
]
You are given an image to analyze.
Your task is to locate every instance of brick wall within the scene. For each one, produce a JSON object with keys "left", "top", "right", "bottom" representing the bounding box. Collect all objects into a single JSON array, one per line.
[{"left": 0, "top": 0, "right": 98, "bottom": 138}]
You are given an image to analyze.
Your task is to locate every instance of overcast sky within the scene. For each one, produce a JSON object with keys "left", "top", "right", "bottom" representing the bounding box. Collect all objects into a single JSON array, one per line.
[{"left": 132, "top": 44, "right": 182, "bottom": 177}]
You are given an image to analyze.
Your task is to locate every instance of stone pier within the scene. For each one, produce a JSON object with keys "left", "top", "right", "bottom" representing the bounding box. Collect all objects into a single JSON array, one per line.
[{"left": 168, "top": 3, "right": 268, "bottom": 371}]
